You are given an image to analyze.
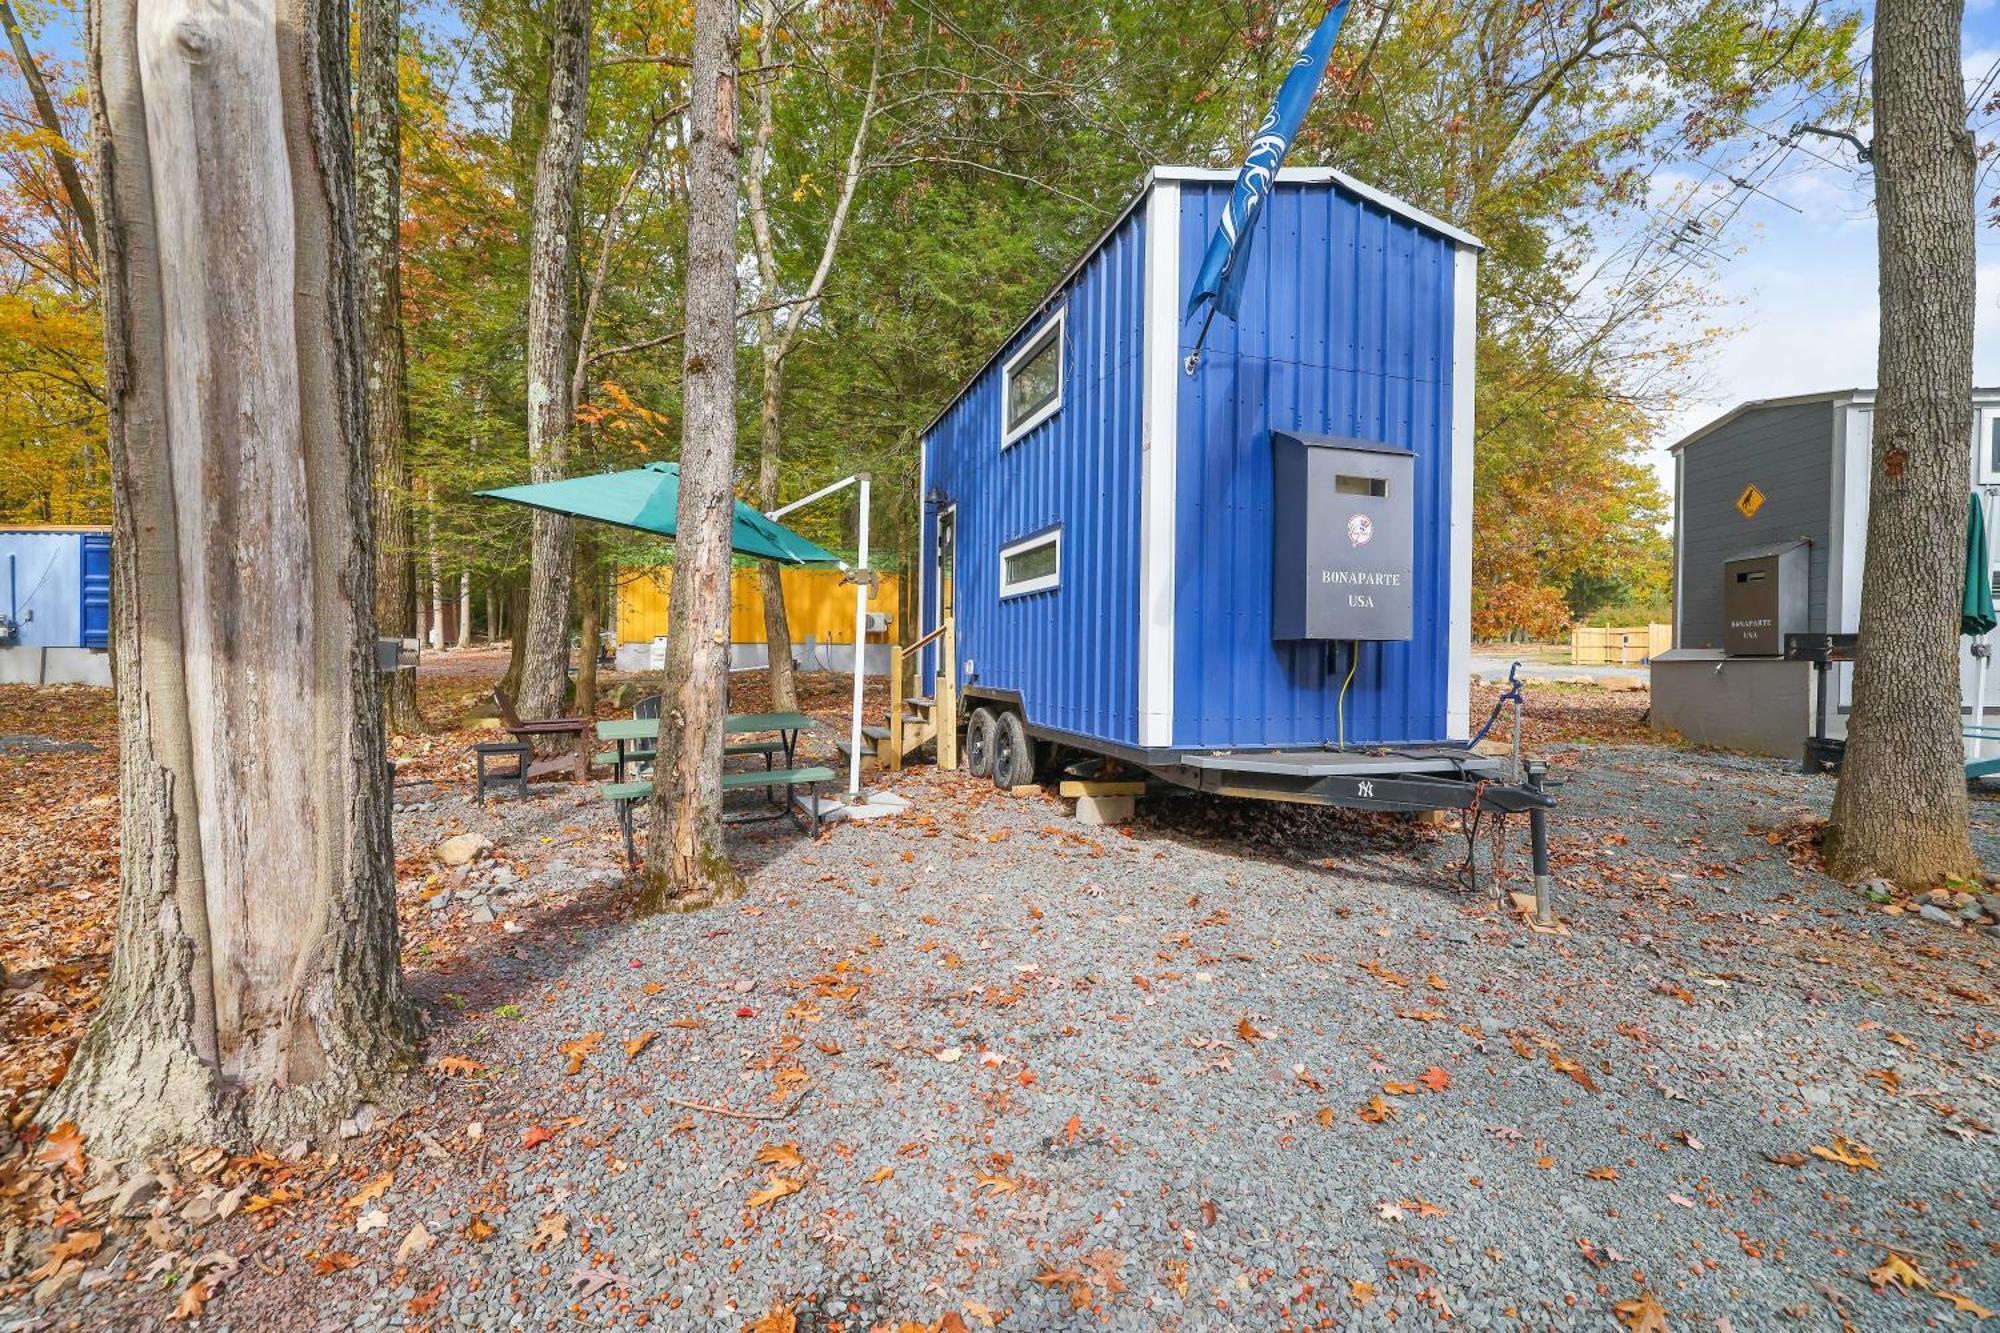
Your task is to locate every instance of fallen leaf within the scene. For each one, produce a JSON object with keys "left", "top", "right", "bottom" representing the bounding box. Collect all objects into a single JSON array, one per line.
[
  {"left": 933, "top": 1046, "right": 963, "bottom": 1064},
  {"left": 527, "top": 1213, "right": 569, "bottom": 1253},
  {"left": 747, "top": 1176, "right": 805, "bottom": 1210},
  {"left": 623, "top": 1031, "right": 658, "bottom": 1062},
  {"left": 314, "top": 1252, "right": 362, "bottom": 1275},
  {"left": 1550, "top": 1052, "right": 1599, "bottom": 1092},
  {"left": 1584, "top": 1166, "right": 1620, "bottom": 1181},
  {"left": 1351, "top": 1279, "right": 1377, "bottom": 1306},
  {"left": 466, "top": 1214, "right": 496, "bottom": 1240},
  {"left": 436, "top": 1056, "right": 484, "bottom": 1077},
  {"left": 1426, "top": 974, "right": 1448, "bottom": 992},
  {"left": 26, "top": 1230, "right": 102, "bottom": 1282},
  {"left": 241, "top": 1186, "right": 299, "bottom": 1214},
  {"left": 755, "top": 1143, "right": 806, "bottom": 1171},
  {"left": 1382, "top": 1081, "right": 1420, "bottom": 1096},
  {"left": 1316, "top": 1107, "right": 1337, "bottom": 1128},
  {"left": 1808, "top": 1135, "right": 1880, "bottom": 1172},
  {"left": 642, "top": 981, "right": 666, "bottom": 996},
  {"left": 355, "top": 1208, "right": 390, "bottom": 1235},
  {"left": 172, "top": 1278, "right": 209, "bottom": 1322},
  {"left": 521, "top": 1125, "right": 555, "bottom": 1149},
  {"left": 344, "top": 1171, "right": 395, "bottom": 1210},
  {"left": 568, "top": 1265, "right": 627, "bottom": 1300},
  {"left": 1235, "top": 1017, "right": 1268, "bottom": 1045},
  {"left": 865, "top": 1166, "right": 894, "bottom": 1185},
  {"left": 1358, "top": 1096, "right": 1398, "bottom": 1124},
  {"left": 742, "top": 1305, "right": 798, "bottom": 1333},
  {"left": 1764, "top": 1151, "right": 1808, "bottom": 1167},
  {"left": 559, "top": 1031, "right": 605, "bottom": 1075},
  {"left": 1401, "top": 1198, "right": 1447, "bottom": 1219},
  {"left": 35, "top": 1122, "right": 88, "bottom": 1181},
  {"left": 1063, "top": 1114, "right": 1081, "bottom": 1146},
  {"left": 1417, "top": 1066, "right": 1451, "bottom": 1093},
  {"left": 1868, "top": 1253, "right": 1929, "bottom": 1292},
  {"left": 1613, "top": 1288, "right": 1670, "bottom": 1332},
  {"left": 1936, "top": 1290, "right": 1995, "bottom": 1318},
  {"left": 395, "top": 1223, "right": 434, "bottom": 1263},
  {"left": 1397, "top": 1009, "right": 1447, "bottom": 1022}
]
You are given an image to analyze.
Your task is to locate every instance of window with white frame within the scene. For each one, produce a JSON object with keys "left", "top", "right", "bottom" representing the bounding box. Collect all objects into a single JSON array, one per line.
[
  {"left": 1980, "top": 409, "right": 2000, "bottom": 484},
  {"left": 999, "top": 527, "right": 1061, "bottom": 598},
  {"left": 1001, "top": 310, "right": 1065, "bottom": 446}
]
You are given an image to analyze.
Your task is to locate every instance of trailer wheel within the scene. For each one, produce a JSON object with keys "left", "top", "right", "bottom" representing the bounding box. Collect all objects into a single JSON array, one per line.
[
  {"left": 992, "top": 709, "right": 1036, "bottom": 789},
  {"left": 965, "top": 707, "right": 998, "bottom": 779}
]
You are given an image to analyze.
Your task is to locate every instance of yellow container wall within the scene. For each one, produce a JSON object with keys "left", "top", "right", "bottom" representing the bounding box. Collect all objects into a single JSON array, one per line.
[{"left": 614, "top": 566, "right": 902, "bottom": 645}]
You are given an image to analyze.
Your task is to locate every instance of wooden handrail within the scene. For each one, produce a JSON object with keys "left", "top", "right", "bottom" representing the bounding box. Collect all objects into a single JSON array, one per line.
[{"left": 901, "top": 622, "right": 948, "bottom": 656}]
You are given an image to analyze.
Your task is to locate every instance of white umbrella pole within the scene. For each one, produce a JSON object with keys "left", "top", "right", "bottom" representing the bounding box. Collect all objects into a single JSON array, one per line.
[
  {"left": 1976, "top": 488, "right": 1995, "bottom": 760},
  {"left": 848, "top": 472, "right": 872, "bottom": 799}
]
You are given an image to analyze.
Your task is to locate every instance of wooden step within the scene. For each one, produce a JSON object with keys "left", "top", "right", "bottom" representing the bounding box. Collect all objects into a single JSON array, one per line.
[{"left": 906, "top": 695, "right": 935, "bottom": 711}]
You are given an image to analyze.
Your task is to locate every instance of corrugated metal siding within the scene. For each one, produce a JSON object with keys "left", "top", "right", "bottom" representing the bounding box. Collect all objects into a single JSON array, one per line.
[
  {"left": 1675, "top": 401, "right": 1834, "bottom": 649},
  {"left": 921, "top": 209, "right": 1148, "bottom": 745},
  {"left": 1172, "top": 180, "right": 1457, "bottom": 748},
  {"left": 1, "top": 529, "right": 95, "bottom": 648}
]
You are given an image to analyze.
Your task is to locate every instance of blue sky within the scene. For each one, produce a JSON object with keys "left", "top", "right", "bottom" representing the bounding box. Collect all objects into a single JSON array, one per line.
[{"left": 1642, "top": 2, "right": 2000, "bottom": 489}]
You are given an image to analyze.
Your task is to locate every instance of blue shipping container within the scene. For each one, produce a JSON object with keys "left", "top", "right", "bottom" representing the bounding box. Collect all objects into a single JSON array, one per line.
[
  {"left": 1, "top": 528, "right": 114, "bottom": 650},
  {"left": 919, "top": 167, "right": 1478, "bottom": 760}
]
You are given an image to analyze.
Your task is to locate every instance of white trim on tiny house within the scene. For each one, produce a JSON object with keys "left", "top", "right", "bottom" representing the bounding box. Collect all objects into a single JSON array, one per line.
[
  {"left": 1138, "top": 178, "right": 1182, "bottom": 749},
  {"left": 1447, "top": 245, "right": 1477, "bottom": 739},
  {"left": 998, "top": 526, "right": 1062, "bottom": 598},
  {"left": 1000, "top": 308, "right": 1066, "bottom": 447}
]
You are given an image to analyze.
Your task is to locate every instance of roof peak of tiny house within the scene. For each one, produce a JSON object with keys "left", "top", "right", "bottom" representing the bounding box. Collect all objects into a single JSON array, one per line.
[
  {"left": 1669, "top": 385, "right": 2000, "bottom": 454},
  {"left": 917, "top": 165, "right": 1482, "bottom": 442}
]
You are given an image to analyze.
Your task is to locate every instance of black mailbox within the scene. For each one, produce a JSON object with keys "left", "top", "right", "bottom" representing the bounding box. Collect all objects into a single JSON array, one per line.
[
  {"left": 1271, "top": 431, "right": 1415, "bottom": 641},
  {"left": 1723, "top": 541, "right": 1808, "bottom": 656}
]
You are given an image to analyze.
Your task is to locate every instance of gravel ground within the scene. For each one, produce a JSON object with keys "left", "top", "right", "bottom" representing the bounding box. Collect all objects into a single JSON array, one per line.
[{"left": 7, "top": 726, "right": 1999, "bottom": 1331}]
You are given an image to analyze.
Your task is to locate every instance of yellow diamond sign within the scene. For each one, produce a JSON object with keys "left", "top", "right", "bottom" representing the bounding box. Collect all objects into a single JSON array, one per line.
[{"left": 1736, "top": 483, "right": 1765, "bottom": 519}]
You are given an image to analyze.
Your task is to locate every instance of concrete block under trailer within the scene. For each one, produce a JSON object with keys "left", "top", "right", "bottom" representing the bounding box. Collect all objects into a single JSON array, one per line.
[{"left": 913, "top": 166, "right": 1552, "bottom": 899}]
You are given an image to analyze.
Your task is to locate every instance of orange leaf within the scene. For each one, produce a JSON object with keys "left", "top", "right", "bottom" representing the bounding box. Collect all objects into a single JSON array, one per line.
[
  {"left": 344, "top": 1171, "right": 395, "bottom": 1210},
  {"left": 1382, "top": 1081, "right": 1420, "bottom": 1096},
  {"left": 466, "top": 1213, "right": 496, "bottom": 1240},
  {"left": 1936, "top": 1290, "right": 1995, "bottom": 1319},
  {"left": 1426, "top": 974, "right": 1448, "bottom": 992},
  {"left": 865, "top": 1166, "right": 894, "bottom": 1184},
  {"left": 622, "top": 1031, "right": 658, "bottom": 1062},
  {"left": 1809, "top": 1135, "right": 1880, "bottom": 1172},
  {"left": 742, "top": 1305, "right": 798, "bottom": 1333},
  {"left": 1235, "top": 1017, "right": 1267, "bottom": 1045},
  {"left": 747, "top": 1175, "right": 805, "bottom": 1210},
  {"left": 559, "top": 1031, "right": 605, "bottom": 1075},
  {"left": 1357, "top": 1095, "right": 1398, "bottom": 1124},
  {"left": 1417, "top": 1066, "right": 1451, "bottom": 1093},
  {"left": 1584, "top": 1166, "right": 1619, "bottom": 1181},
  {"left": 314, "top": 1252, "right": 362, "bottom": 1275},
  {"left": 1063, "top": 1113, "right": 1081, "bottom": 1146},
  {"left": 1612, "top": 1289, "right": 1669, "bottom": 1332},
  {"left": 1868, "top": 1253, "right": 1928, "bottom": 1291},
  {"left": 754, "top": 1143, "right": 805, "bottom": 1170},
  {"left": 642, "top": 982, "right": 666, "bottom": 996},
  {"left": 242, "top": 1186, "right": 299, "bottom": 1214},
  {"left": 437, "top": 1056, "right": 485, "bottom": 1077},
  {"left": 973, "top": 1172, "right": 1019, "bottom": 1196},
  {"left": 172, "top": 1278, "right": 210, "bottom": 1322},
  {"left": 1549, "top": 1052, "right": 1598, "bottom": 1092},
  {"left": 35, "top": 1122, "right": 87, "bottom": 1181}
]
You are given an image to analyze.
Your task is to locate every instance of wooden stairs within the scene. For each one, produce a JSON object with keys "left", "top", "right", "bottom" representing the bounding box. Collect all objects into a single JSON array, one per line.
[{"left": 835, "top": 620, "right": 958, "bottom": 772}]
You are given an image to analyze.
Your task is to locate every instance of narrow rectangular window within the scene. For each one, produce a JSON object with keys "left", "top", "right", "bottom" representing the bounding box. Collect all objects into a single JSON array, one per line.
[
  {"left": 1989, "top": 416, "right": 2000, "bottom": 476},
  {"left": 999, "top": 528, "right": 1061, "bottom": 598},
  {"left": 1335, "top": 474, "right": 1388, "bottom": 497},
  {"left": 1001, "top": 311, "right": 1065, "bottom": 446}
]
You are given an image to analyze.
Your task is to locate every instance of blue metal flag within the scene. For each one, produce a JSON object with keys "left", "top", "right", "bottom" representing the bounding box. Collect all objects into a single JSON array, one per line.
[{"left": 1185, "top": 0, "right": 1355, "bottom": 339}]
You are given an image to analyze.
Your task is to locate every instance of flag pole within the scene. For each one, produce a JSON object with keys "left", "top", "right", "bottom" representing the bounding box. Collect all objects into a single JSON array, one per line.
[{"left": 1183, "top": 302, "right": 1220, "bottom": 377}]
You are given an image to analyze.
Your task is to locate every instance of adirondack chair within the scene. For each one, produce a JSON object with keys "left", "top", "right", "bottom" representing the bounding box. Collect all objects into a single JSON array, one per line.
[{"left": 491, "top": 688, "right": 592, "bottom": 781}]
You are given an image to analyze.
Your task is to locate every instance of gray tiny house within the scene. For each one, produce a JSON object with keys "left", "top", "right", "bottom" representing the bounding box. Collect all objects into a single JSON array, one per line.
[{"left": 1657, "top": 386, "right": 2000, "bottom": 755}]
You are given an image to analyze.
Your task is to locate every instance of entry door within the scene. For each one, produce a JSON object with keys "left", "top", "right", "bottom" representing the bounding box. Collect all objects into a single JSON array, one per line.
[{"left": 934, "top": 506, "right": 956, "bottom": 682}]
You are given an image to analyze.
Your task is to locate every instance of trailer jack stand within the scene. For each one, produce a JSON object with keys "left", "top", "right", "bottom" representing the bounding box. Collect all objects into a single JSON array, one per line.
[{"left": 1519, "top": 760, "right": 1566, "bottom": 933}]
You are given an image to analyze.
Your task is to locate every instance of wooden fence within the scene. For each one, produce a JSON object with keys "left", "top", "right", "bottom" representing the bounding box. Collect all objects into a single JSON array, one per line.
[{"left": 1570, "top": 623, "right": 1672, "bottom": 666}]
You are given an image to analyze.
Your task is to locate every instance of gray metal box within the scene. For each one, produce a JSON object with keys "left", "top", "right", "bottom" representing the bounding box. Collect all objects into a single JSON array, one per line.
[
  {"left": 1723, "top": 541, "right": 1809, "bottom": 656},
  {"left": 1271, "top": 431, "right": 1415, "bottom": 641}
]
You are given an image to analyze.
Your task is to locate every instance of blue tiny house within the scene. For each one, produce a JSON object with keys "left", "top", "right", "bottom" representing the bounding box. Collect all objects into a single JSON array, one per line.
[{"left": 918, "top": 166, "right": 1478, "bottom": 780}]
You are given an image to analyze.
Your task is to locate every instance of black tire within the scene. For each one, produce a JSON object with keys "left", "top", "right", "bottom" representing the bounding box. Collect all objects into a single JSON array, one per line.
[
  {"left": 992, "top": 709, "right": 1036, "bottom": 789},
  {"left": 965, "top": 707, "right": 999, "bottom": 779}
]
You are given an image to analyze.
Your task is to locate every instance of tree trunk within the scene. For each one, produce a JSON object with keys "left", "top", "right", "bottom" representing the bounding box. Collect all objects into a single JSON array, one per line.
[
  {"left": 641, "top": 0, "right": 742, "bottom": 913},
  {"left": 575, "top": 531, "right": 600, "bottom": 717},
  {"left": 756, "top": 348, "right": 798, "bottom": 712},
  {"left": 0, "top": 0, "right": 98, "bottom": 269},
  {"left": 484, "top": 582, "right": 496, "bottom": 645},
  {"left": 357, "top": 0, "right": 421, "bottom": 734},
  {"left": 501, "top": 578, "right": 530, "bottom": 698},
  {"left": 1826, "top": 0, "right": 1980, "bottom": 885},
  {"left": 515, "top": 0, "right": 591, "bottom": 720},
  {"left": 457, "top": 570, "right": 472, "bottom": 649},
  {"left": 425, "top": 481, "right": 444, "bottom": 650},
  {"left": 47, "top": 0, "right": 420, "bottom": 1156}
]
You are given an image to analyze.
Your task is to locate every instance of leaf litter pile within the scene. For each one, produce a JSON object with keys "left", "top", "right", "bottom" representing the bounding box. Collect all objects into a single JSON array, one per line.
[{"left": 4, "top": 668, "right": 1998, "bottom": 1329}]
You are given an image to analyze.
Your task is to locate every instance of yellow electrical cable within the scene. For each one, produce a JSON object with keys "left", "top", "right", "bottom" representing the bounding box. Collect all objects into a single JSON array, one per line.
[{"left": 1336, "top": 640, "right": 1358, "bottom": 749}]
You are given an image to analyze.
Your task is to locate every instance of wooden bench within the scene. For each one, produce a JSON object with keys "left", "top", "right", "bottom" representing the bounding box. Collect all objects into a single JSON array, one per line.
[
  {"left": 601, "top": 766, "right": 838, "bottom": 869},
  {"left": 491, "top": 688, "right": 592, "bottom": 781}
]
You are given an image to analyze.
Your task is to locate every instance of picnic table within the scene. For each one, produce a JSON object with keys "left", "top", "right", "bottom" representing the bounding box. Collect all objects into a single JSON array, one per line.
[{"left": 595, "top": 711, "right": 816, "bottom": 783}]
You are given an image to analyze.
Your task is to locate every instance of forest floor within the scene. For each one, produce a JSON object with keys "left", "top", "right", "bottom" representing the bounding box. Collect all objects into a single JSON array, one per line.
[{"left": 2, "top": 661, "right": 1997, "bottom": 1331}]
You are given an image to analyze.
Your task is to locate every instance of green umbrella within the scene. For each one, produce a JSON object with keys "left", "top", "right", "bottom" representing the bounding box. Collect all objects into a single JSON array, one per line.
[
  {"left": 478, "top": 462, "right": 838, "bottom": 565},
  {"left": 1965, "top": 492, "right": 1996, "bottom": 637}
]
